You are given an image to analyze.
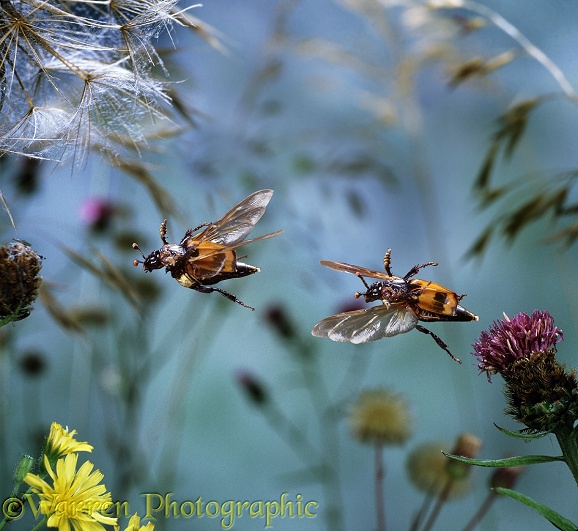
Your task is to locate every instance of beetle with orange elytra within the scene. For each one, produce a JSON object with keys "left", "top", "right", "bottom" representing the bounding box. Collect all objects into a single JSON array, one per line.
[
  {"left": 311, "top": 249, "right": 478, "bottom": 363},
  {"left": 132, "top": 189, "right": 282, "bottom": 310}
]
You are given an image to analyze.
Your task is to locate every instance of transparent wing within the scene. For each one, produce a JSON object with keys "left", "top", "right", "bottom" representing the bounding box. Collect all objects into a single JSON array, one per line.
[
  {"left": 320, "top": 260, "right": 392, "bottom": 280},
  {"left": 194, "top": 189, "right": 275, "bottom": 246},
  {"left": 311, "top": 305, "right": 418, "bottom": 344}
]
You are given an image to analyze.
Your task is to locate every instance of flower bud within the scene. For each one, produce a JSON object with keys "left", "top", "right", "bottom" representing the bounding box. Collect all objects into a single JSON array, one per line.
[
  {"left": 236, "top": 370, "right": 268, "bottom": 406},
  {"left": 13, "top": 455, "right": 34, "bottom": 483},
  {"left": 264, "top": 305, "right": 296, "bottom": 340},
  {"left": 489, "top": 462, "right": 524, "bottom": 490},
  {"left": 446, "top": 433, "right": 482, "bottom": 481}
]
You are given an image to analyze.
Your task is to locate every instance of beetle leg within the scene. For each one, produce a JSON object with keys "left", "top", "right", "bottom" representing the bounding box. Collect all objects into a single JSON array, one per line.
[
  {"left": 181, "top": 222, "right": 212, "bottom": 243},
  {"left": 160, "top": 219, "right": 169, "bottom": 245},
  {"left": 403, "top": 261, "right": 438, "bottom": 281},
  {"left": 383, "top": 248, "right": 393, "bottom": 276},
  {"left": 415, "top": 324, "right": 461, "bottom": 363},
  {"left": 193, "top": 284, "right": 255, "bottom": 311}
]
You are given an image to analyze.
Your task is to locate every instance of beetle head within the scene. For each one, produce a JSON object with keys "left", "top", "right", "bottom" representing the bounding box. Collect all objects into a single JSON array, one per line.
[{"left": 132, "top": 243, "right": 163, "bottom": 272}]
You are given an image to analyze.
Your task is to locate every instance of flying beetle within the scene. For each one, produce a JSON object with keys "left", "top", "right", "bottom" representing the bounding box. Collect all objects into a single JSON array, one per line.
[
  {"left": 132, "top": 189, "right": 282, "bottom": 310},
  {"left": 311, "top": 249, "right": 478, "bottom": 363}
]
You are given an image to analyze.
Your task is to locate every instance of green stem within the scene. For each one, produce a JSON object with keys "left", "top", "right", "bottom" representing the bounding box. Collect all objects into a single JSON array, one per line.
[
  {"left": 0, "top": 510, "right": 46, "bottom": 531},
  {"left": 461, "top": 491, "right": 496, "bottom": 531},
  {"left": 555, "top": 425, "right": 578, "bottom": 487},
  {"left": 30, "top": 515, "right": 48, "bottom": 531},
  {"left": 420, "top": 479, "right": 452, "bottom": 531},
  {"left": 0, "top": 487, "right": 35, "bottom": 530}
]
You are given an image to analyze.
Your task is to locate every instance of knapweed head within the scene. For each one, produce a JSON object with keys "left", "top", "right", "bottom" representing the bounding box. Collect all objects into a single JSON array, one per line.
[
  {"left": 473, "top": 311, "right": 578, "bottom": 433},
  {"left": 0, "top": 240, "right": 43, "bottom": 325},
  {"left": 472, "top": 310, "right": 563, "bottom": 380},
  {"left": 445, "top": 433, "right": 482, "bottom": 482}
]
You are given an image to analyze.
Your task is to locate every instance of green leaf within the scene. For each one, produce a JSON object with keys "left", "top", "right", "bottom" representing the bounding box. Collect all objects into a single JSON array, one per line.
[
  {"left": 494, "top": 488, "right": 578, "bottom": 531},
  {"left": 443, "top": 453, "right": 564, "bottom": 467},
  {"left": 493, "top": 423, "right": 550, "bottom": 440}
]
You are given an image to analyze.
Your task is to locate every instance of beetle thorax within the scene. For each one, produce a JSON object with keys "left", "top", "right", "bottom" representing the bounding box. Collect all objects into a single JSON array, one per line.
[
  {"left": 363, "top": 279, "right": 408, "bottom": 304},
  {"left": 143, "top": 244, "right": 185, "bottom": 271}
]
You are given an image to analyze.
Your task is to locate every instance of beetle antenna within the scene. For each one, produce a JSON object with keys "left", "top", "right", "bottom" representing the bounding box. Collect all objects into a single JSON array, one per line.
[
  {"left": 132, "top": 243, "right": 145, "bottom": 266},
  {"left": 355, "top": 272, "right": 371, "bottom": 290}
]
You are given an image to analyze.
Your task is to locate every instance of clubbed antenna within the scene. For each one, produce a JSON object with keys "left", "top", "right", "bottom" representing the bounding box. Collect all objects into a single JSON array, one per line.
[{"left": 132, "top": 243, "right": 145, "bottom": 266}]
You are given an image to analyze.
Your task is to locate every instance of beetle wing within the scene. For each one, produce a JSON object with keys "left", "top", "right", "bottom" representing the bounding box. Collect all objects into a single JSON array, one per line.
[
  {"left": 311, "top": 304, "right": 418, "bottom": 344},
  {"left": 192, "top": 189, "right": 275, "bottom": 246},
  {"left": 320, "top": 260, "right": 392, "bottom": 280}
]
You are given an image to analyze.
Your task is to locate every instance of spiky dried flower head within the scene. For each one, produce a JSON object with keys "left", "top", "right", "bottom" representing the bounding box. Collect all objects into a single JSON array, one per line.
[
  {"left": 0, "top": 240, "right": 43, "bottom": 325},
  {"left": 406, "top": 440, "right": 473, "bottom": 500},
  {"left": 348, "top": 388, "right": 412, "bottom": 446},
  {"left": 472, "top": 310, "right": 563, "bottom": 380}
]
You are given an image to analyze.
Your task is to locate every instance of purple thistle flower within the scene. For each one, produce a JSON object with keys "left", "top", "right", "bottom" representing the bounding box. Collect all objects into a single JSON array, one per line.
[{"left": 472, "top": 310, "right": 563, "bottom": 380}]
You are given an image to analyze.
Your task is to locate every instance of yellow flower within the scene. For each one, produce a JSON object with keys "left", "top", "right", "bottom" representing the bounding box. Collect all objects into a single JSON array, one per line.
[
  {"left": 115, "top": 514, "right": 155, "bottom": 531},
  {"left": 348, "top": 388, "right": 412, "bottom": 445},
  {"left": 45, "top": 422, "right": 93, "bottom": 460},
  {"left": 24, "top": 453, "right": 117, "bottom": 531}
]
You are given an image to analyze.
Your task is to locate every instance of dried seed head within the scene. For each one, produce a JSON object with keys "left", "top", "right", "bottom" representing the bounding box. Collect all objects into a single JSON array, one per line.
[
  {"left": 0, "top": 241, "right": 43, "bottom": 324},
  {"left": 348, "top": 388, "right": 412, "bottom": 446}
]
